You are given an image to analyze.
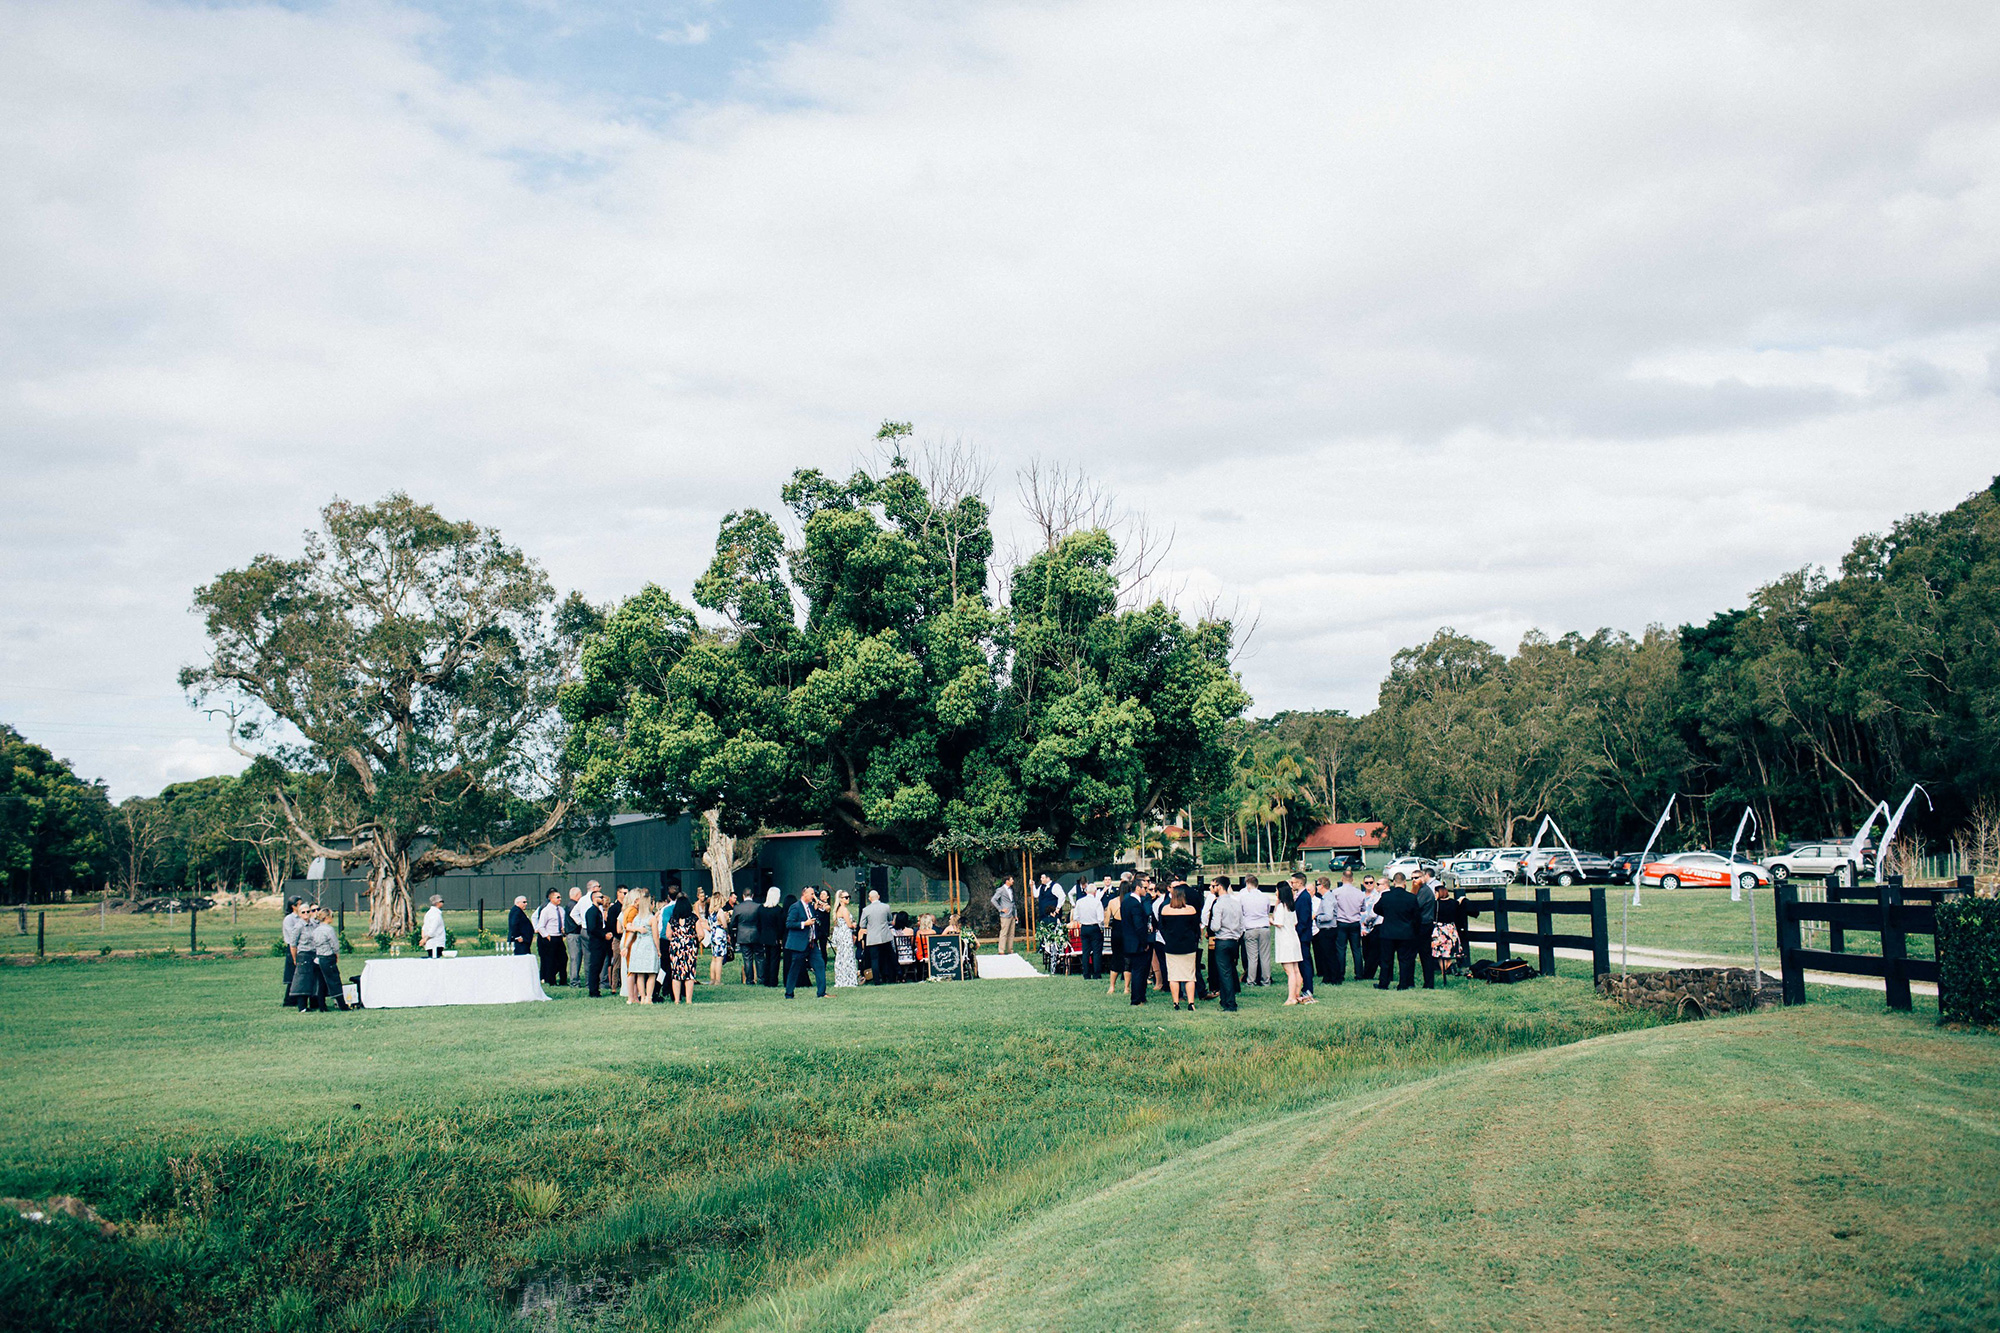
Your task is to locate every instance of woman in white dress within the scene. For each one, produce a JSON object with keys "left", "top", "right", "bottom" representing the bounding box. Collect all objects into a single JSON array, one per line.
[
  {"left": 623, "top": 892, "right": 659, "bottom": 1005},
  {"left": 1274, "top": 882, "right": 1308, "bottom": 1006},
  {"left": 831, "top": 889, "right": 860, "bottom": 988}
]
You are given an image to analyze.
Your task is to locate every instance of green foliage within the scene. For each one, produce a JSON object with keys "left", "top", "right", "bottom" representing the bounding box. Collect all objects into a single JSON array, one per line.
[
  {"left": 1937, "top": 896, "right": 2000, "bottom": 1026},
  {"left": 0, "top": 724, "right": 112, "bottom": 901},
  {"left": 564, "top": 452, "right": 1247, "bottom": 890},
  {"left": 371, "top": 932, "right": 393, "bottom": 953},
  {"left": 180, "top": 495, "right": 598, "bottom": 930},
  {"left": 229, "top": 934, "right": 247, "bottom": 954}
]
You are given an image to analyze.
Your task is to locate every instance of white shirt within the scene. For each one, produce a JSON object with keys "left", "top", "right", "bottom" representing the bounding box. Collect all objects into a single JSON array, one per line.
[
  {"left": 1071, "top": 890, "right": 1105, "bottom": 927},
  {"left": 533, "top": 902, "right": 565, "bottom": 937},
  {"left": 570, "top": 897, "right": 592, "bottom": 929},
  {"left": 420, "top": 905, "right": 447, "bottom": 949},
  {"left": 1237, "top": 885, "right": 1271, "bottom": 928}
]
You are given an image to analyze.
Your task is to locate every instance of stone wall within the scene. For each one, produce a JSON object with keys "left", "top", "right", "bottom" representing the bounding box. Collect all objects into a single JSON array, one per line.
[{"left": 1596, "top": 966, "right": 1781, "bottom": 1017}]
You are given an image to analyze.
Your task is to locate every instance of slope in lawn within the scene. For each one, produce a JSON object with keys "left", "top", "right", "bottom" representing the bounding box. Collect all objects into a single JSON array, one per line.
[{"left": 875, "top": 1006, "right": 2000, "bottom": 1333}]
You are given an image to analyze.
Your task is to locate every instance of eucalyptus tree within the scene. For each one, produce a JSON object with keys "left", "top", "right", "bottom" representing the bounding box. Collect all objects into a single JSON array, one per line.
[{"left": 182, "top": 495, "right": 596, "bottom": 933}]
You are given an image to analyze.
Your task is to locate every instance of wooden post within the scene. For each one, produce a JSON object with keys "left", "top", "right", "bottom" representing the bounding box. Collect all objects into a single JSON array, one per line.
[
  {"left": 1773, "top": 878, "right": 1805, "bottom": 1005},
  {"left": 1535, "top": 886, "right": 1554, "bottom": 977},
  {"left": 1825, "top": 873, "right": 1845, "bottom": 953},
  {"left": 1588, "top": 887, "right": 1609, "bottom": 980},
  {"left": 37, "top": 911, "right": 45, "bottom": 957},
  {"left": 1881, "top": 875, "right": 1910, "bottom": 1012},
  {"left": 477, "top": 898, "right": 485, "bottom": 931},
  {"left": 189, "top": 902, "right": 198, "bottom": 952},
  {"left": 1493, "top": 883, "right": 1512, "bottom": 962}
]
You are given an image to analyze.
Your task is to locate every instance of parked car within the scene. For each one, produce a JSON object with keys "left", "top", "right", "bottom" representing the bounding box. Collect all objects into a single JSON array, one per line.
[
  {"left": 1638, "top": 850, "right": 1770, "bottom": 892},
  {"left": 1487, "top": 848, "right": 1531, "bottom": 882},
  {"left": 1761, "top": 841, "right": 1873, "bottom": 883},
  {"left": 1607, "top": 851, "right": 1645, "bottom": 882},
  {"left": 1382, "top": 856, "right": 1442, "bottom": 882},
  {"left": 1532, "top": 850, "right": 1617, "bottom": 886},
  {"left": 1444, "top": 857, "right": 1512, "bottom": 889}
]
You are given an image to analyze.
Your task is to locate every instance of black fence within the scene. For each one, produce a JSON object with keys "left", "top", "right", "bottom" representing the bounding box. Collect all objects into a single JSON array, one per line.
[
  {"left": 1774, "top": 873, "right": 1973, "bottom": 1011},
  {"left": 1460, "top": 885, "right": 1611, "bottom": 980}
]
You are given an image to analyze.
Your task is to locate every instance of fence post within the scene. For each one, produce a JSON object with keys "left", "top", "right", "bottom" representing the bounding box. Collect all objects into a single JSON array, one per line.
[
  {"left": 1956, "top": 874, "right": 1975, "bottom": 897},
  {"left": 337, "top": 901, "right": 344, "bottom": 934},
  {"left": 1774, "top": 879, "right": 1805, "bottom": 1005},
  {"left": 478, "top": 898, "right": 485, "bottom": 931},
  {"left": 190, "top": 903, "right": 198, "bottom": 952},
  {"left": 1881, "top": 875, "right": 1910, "bottom": 1012},
  {"left": 1825, "top": 873, "right": 1845, "bottom": 953},
  {"left": 37, "top": 911, "right": 45, "bottom": 957},
  {"left": 1588, "top": 887, "right": 1609, "bottom": 981},
  {"left": 1535, "top": 886, "right": 1554, "bottom": 977},
  {"left": 1493, "top": 883, "right": 1511, "bottom": 962}
]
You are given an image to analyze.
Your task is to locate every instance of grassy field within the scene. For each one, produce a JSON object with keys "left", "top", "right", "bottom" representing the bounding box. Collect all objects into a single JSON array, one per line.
[{"left": 0, "top": 947, "right": 1989, "bottom": 1332}]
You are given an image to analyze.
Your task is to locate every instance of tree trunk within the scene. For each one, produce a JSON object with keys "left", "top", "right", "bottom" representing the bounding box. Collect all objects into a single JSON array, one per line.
[
  {"left": 699, "top": 809, "right": 767, "bottom": 898},
  {"left": 367, "top": 840, "right": 414, "bottom": 935}
]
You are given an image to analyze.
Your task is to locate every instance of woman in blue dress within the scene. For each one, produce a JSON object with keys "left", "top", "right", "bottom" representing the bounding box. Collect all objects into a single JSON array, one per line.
[{"left": 623, "top": 892, "right": 659, "bottom": 1005}]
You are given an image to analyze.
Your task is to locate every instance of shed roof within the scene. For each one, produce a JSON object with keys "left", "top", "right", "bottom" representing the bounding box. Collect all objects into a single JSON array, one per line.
[{"left": 1299, "top": 821, "right": 1385, "bottom": 850}]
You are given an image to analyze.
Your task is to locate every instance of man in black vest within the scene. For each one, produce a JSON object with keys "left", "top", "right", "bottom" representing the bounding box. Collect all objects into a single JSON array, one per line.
[
  {"left": 1117, "top": 881, "right": 1153, "bottom": 1005},
  {"left": 1372, "top": 875, "right": 1422, "bottom": 990},
  {"left": 582, "top": 888, "right": 612, "bottom": 998}
]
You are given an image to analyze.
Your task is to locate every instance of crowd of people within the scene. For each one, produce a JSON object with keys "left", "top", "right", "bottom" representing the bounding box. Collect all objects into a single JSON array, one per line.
[
  {"left": 280, "top": 865, "right": 1479, "bottom": 1012},
  {"left": 999, "top": 865, "right": 1480, "bottom": 1008}
]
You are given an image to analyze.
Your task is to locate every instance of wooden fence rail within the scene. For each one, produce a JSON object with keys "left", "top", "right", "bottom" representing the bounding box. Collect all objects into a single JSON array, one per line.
[
  {"left": 1458, "top": 885, "right": 1611, "bottom": 980},
  {"left": 1774, "top": 873, "right": 1971, "bottom": 1011}
]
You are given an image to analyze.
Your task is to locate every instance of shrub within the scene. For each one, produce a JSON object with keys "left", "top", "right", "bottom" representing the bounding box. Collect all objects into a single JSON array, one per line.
[
  {"left": 230, "top": 934, "right": 247, "bottom": 954},
  {"left": 98, "top": 945, "right": 112, "bottom": 957},
  {"left": 1936, "top": 896, "right": 2000, "bottom": 1026},
  {"left": 268, "top": 941, "right": 287, "bottom": 957},
  {"left": 372, "top": 932, "right": 394, "bottom": 953}
]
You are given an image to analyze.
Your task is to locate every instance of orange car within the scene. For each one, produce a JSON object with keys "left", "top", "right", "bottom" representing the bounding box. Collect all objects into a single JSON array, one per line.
[{"left": 1638, "top": 851, "right": 1769, "bottom": 892}]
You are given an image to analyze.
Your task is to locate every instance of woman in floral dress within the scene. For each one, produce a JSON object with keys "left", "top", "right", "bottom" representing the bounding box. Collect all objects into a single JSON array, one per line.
[
  {"left": 831, "top": 889, "right": 860, "bottom": 988},
  {"left": 706, "top": 894, "right": 732, "bottom": 987},
  {"left": 666, "top": 887, "right": 698, "bottom": 1003}
]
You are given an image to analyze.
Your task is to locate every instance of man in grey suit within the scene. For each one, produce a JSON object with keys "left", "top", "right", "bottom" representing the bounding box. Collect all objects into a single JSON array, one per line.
[
  {"left": 859, "top": 889, "right": 896, "bottom": 983},
  {"left": 992, "top": 876, "right": 1018, "bottom": 955}
]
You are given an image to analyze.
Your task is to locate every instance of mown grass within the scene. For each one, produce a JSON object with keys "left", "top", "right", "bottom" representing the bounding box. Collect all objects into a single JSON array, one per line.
[
  {"left": 874, "top": 1004, "right": 2000, "bottom": 1333},
  {"left": 0, "top": 954, "right": 1653, "bottom": 1332}
]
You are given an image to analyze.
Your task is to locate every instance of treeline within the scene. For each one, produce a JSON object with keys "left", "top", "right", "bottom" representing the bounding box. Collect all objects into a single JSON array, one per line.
[
  {"left": 1206, "top": 476, "right": 2000, "bottom": 859},
  {"left": 0, "top": 728, "right": 300, "bottom": 903}
]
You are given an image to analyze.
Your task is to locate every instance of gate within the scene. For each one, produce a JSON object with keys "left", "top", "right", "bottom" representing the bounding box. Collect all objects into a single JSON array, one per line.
[
  {"left": 1459, "top": 884, "right": 1611, "bottom": 980},
  {"left": 1773, "top": 874, "right": 1971, "bottom": 1010}
]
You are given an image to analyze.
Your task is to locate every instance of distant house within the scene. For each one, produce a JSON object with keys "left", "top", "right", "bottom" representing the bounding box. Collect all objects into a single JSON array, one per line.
[{"left": 1298, "top": 821, "right": 1389, "bottom": 872}]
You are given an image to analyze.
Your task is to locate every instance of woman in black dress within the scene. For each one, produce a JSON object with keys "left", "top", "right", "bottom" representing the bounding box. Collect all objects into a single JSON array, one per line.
[{"left": 1157, "top": 885, "right": 1202, "bottom": 1010}]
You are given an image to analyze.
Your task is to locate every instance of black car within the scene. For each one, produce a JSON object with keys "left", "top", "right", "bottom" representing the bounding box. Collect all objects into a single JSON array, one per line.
[
  {"left": 1535, "top": 850, "right": 1618, "bottom": 886},
  {"left": 1606, "top": 852, "right": 1645, "bottom": 882}
]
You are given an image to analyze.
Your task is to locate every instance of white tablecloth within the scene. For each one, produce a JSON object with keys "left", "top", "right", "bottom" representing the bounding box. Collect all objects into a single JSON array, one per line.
[{"left": 358, "top": 955, "right": 549, "bottom": 1009}]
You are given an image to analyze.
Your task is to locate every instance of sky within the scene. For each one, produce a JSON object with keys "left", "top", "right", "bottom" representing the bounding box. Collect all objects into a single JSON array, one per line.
[{"left": 3, "top": 0, "right": 1998, "bottom": 800}]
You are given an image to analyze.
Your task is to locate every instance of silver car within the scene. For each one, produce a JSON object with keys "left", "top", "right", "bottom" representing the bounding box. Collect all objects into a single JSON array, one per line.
[{"left": 1445, "top": 857, "right": 1512, "bottom": 889}]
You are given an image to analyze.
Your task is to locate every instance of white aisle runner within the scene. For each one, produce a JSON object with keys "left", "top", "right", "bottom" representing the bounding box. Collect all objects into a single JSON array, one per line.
[
  {"left": 976, "top": 953, "right": 1048, "bottom": 979},
  {"left": 359, "top": 955, "right": 549, "bottom": 1008}
]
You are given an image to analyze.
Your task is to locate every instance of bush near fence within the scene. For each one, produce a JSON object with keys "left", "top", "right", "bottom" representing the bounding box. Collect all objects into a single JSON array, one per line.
[{"left": 1936, "top": 896, "right": 2000, "bottom": 1026}]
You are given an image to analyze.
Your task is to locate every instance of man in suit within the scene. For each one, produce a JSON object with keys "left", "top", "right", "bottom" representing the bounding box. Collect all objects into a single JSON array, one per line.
[
  {"left": 992, "top": 875, "right": 1018, "bottom": 955},
  {"left": 736, "top": 884, "right": 762, "bottom": 984},
  {"left": 859, "top": 889, "right": 895, "bottom": 983},
  {"left": 1372, "top": 875, "right": 1422, "bottom": 990},
  {"left": 582, "top": 888, "right": 612, "bottom": 998},
  {"left": 1289, "top": 871, "right": 1316, "bottom": 1001},
  {"left": 506, "top": 895, "right": 534, "bottom": 956},
  {"left": 1118, "top": 880, "right": 1153, "bottom": 1005},
  {"left": 533, "top": 889, "right": 568, "bottom": 985},
  {"left": 1412, "top": 869, "right": 1441, "bottom": 989},
  {"left": 759, "top": 889, "right": 786, "bottom": 987},
  {"left": 784, "top": 886, "right": 827, "bottom": 998}
]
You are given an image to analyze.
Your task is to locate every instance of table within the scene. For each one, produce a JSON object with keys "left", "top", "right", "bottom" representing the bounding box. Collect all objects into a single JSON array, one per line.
[{"left": 358, "top": 955, "right": 549, "bottom": 1009}]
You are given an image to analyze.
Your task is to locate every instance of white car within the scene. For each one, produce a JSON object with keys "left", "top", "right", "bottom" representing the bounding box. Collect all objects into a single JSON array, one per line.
[
  {"left": 1639, "top": 850, "right": 1770, "bottom": 892},
  {"left": 1485, "top": 848, "right": 1531, "bottom": 882},
  {"left": 1382, "top": 856, "right": 1442, "bottom": 882},
  {"left": 1445, "top": 857, "right": 1511, "bottom": 889},
  {"left": 1762, "top": 841, "right": 1872, "bottom": 884}
]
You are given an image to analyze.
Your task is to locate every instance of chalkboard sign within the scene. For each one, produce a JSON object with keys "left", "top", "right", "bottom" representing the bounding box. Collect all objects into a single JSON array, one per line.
[{"left": 928, "top": 935, "right": 961, "bottom": 981}]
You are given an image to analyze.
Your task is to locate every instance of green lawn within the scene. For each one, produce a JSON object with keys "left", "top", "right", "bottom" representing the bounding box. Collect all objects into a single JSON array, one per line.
[{"left": 0, "top": 951, "right": 1989, "bottom": 1332}]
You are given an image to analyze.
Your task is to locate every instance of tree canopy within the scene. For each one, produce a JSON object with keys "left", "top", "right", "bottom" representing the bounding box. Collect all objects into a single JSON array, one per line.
[
  {"left": 563, "top": 453, "right": 1248, "bottom": 898},
  {"left": 181, "top": 494, "right": 597, "bottom": 931},
  {"left": 0, "top": 724, "right": 111, "bottom": 902}
]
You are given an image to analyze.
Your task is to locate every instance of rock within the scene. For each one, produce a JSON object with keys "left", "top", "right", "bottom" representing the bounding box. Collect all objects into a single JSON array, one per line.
[{"left": 1596, "top": 966, "right": 1781, "bottom": 1017}]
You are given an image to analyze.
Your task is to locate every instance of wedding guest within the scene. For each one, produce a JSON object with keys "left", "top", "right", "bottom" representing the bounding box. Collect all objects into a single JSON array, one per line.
[
  {"left": 507, "top": 895, "right": 534, "bottom": 956},
  {"left": 993, "top": 875, "right": 1018, "bottom": 955},
  {"left": 1288, "top": 871, "right": 1316, "bottom": 1001},
  {"left": 1310, "top": 876, "right": 1340, "bottom": 982},
  {"left": 1205, "top": 876, "right": 1242, "bottom": 1012},
  {"left": 1158, "top": 885, "right": 1201, "bottom": 1010},
  {"left": 759, "top": 888, "right": 786, "bottom": 988},
  {"left": 1274, "top": 882, "right": 1311, "bottom": 1005},
  {"left": 1238, "top": 875, "right": 1272, "bottom": 987},
  {"left": 736, "top": 885, "right": 762, "bottom": 985},
  {"left": 1328, "top": 874, "right": 1367, "bottom": 984},
  {"left": 1072, "top": 881, "right": 1105, "bottom": 981},
  {"left": 665, "top": 887, "right": 698, "bottom": 1003},
  {"left": 1117, "top": 878, "right": 1153, "bottom": 1005},
  {"left": 309, "top": 908, "right": 349, "bottom": 1011},
  {"left": 281, "top": 897, "right": 308, "bottom": 1005},
  {"left": 421, "top": 894, "right": 448, "bottom": 958},
  {"left": 831, "top": 889, "right": 860, "bottom": 988},
  {"left": 707, "top": 891, "right": 733, "bottom": 987},
  {"left": 785, "top": 886, "right": 827, "bottom": 998},
  {"left": 1359, "top": 877, "right": 1384, "bottom": 980},
  {"left": 583, "top": 887, "right": 611, "bottom": 998},
  {"left": 1372, "top": 875, "right": 1422, "bottom": 991},
  {"left": 1431, "top": 883, "right": 1480, "bottom": 983},
  {"left": 1104, "top": 884, "right": 1127, "bottom": 996},
  {"left": 860, "top": 889, "right": 895, "bottom": 984},
  {"left": 622, "top": 891, "right": 659, "bottom": 1004},
  {"left": 563, "top": 886, "right": 585, "bottom": 985},
  {"left": 534, "top": 889, "right": 568, "bottom": 985}
]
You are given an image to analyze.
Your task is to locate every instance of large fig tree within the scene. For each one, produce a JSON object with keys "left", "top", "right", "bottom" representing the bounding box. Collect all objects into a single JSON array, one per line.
[
  {"left": 182, "top": 495, "right": 596, "bottom": 932},
  {"left": 563, "top": 452, "right": 1247, "bottom": 902}
]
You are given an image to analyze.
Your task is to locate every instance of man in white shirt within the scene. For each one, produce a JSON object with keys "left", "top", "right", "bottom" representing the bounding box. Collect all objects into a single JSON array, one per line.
[
  {"left": 1071, "top": 883, "right": 1105, "bottom": 980},
  {"left": 533, "top": 889, "right": 568, "bottom": 985},
  {"left": 420, "top": 894, "right": 448, "bottom": 958},
  {"left": 564, "top": 885, "right": 591, "bottom": 985},
  {"left": 1238, "top": 875, "right": 1273, "bottom": 986},
  {"left": 281, "top": 898, "right": 308, "bottom": 1005},
  {"left": 1358, "top": 876, "right": 1385, "bottom": 980}
]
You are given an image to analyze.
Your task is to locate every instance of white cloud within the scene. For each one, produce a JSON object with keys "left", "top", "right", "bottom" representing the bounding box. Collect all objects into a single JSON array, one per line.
[{"left": 2, "top": 0, "right": 1998, "bottom": 796}]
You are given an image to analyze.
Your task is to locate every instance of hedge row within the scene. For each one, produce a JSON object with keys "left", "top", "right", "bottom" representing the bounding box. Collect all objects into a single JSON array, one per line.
[{"left": 1935, "top": 895, "right": 2000, "bottom": 1026}]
